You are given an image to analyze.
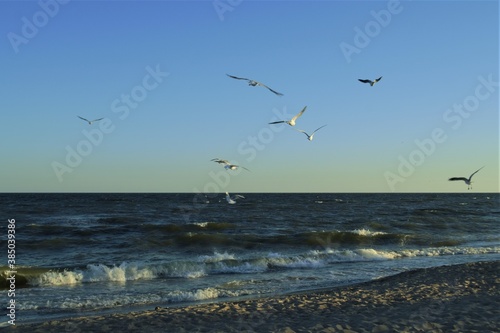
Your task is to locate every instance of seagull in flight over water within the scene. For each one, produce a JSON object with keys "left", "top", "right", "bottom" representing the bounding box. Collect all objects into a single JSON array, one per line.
[
  {"left": 269, "top": 106, "right": 307, "bottom": 126},
  {"left": 448, "top": 166, "right": 484, "bottom": 190},
  {"left": 295, "top": 125, "right": 327, "bottom": 141},
  {"left": 78, "top": 116, "right": 104, "bottom": 125},
  {"left": 226, "top": 74, "right": 284, "bottom": 96},
  {"left": 358, "top": 76, "right": 382, "bottom": 86},
  {"left": 211, "top": 158, "right": 250, "bottom": 172},
  {"left": 225, "top": 192, "right": 245, "bottom": 204}
]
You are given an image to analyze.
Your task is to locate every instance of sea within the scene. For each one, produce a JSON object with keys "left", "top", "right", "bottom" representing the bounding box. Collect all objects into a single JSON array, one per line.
[{"left": 1, "top": 193, "right": 499, "bottom": 326}]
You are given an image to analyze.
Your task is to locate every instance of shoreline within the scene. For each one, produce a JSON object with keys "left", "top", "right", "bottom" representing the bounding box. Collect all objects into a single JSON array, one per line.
[{"left": 7, "top": 260, "right": 499, "bottom": 332}]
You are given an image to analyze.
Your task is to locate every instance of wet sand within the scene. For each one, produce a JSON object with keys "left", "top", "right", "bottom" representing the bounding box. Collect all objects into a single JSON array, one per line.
[{"left": 8, "top": 260, "right": 499, "bottom": 332}]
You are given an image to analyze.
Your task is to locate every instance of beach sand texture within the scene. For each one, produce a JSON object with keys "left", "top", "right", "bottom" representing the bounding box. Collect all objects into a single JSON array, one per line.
[{"left": 8, "top": 261, "right": 499, "bottom": 333}]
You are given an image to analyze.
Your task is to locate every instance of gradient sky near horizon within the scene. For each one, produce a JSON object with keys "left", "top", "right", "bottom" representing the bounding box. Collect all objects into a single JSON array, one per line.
[{"left": 1, "top": 0, "right": 498, "bottom": 193}]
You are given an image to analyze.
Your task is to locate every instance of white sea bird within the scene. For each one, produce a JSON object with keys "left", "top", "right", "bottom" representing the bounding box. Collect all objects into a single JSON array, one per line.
[
  {"left": 358, "top": 76, "right": 382, "bottom": 86},
  {"left": 295, "top": 125, "right": 327, "bottom": 141},
  {"left": 78, "top": 116, "right": 104, "bottom": 125},
  {"left": 226, "top": 74, "right": 284, "bottom": 96},
  {"left": 448, "top": 166, "right": 484, "bottom": 190},
  {"left": 225, "top": 192, "right": 245, "bottom": 204},
  {"left": 211, "top": 158, "right": 250, "bottom": 172},
  {"left": 269, "top": 106, "right": 307, "bottom": 126}
]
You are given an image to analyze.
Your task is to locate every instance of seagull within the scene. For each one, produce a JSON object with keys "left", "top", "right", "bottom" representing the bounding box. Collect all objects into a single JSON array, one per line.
[
  {"left": 211, "top": 158, "right": 250, "bottom": 172},
  {"left": 225, "top": 192, "right": 245, "bottom": 204},
  {"left": 295, "top": 125, "right": 327, "bottom": 141},
  {"left": 78, "top": 116, "right": 104, "bottom": 125},
  {"left": 448, "top": 166, "right": 484, "bottom": 190},
  {"left": 358, "top": 76, "right": 382, "bottom": 86},
  {"left": 269, "top": 106, "right": 307, "bottom": 126},
  {"left": 226, "top": 74, "right": 284, "bottom": 96}
]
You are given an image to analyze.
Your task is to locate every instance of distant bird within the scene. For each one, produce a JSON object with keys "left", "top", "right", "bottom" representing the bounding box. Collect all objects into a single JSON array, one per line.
[
  {"left": 269, "top": 106, "right": 307, "bottom": 126},
  {"left": 295, "top": 125, "right": 327, "bottom": 141},
  {"left": 78, "top": 116, "right": 104, "bottom": 125},
  {"left": 448, "top": 166, "right": 484, "bottom": 190},
  {"left": 211, "top": 158, "right": 250, "bottom": 172},
  {"left": 358, "top": 76, "right": 382, "bottom": 86},
  {"left": 225, "top": 192, "right": 245, "bottom": 204},
  {"left": 226, "top": 74, "right": 284, "bottom": 96}
]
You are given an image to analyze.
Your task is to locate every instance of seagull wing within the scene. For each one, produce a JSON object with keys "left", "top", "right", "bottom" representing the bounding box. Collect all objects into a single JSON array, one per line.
[
  {"left": 257, "top": 82, "right": 284, "bottom": 96},
  {"left": 226, "top": 74, "right": 250, "bottom": 81},
  {"left": 311, "top": 124, "right": 327, "bottom": 134},
  {"left": 468, "top": 166, "right": 484, "bottom": 181},
  {"left": 294, "top": 128, "right": 310, "bottom": 137},
  {"left": 211, "top": 158, "right": 230, "bottom": 164},
  {"left": 91, "top": 118, "right": 104, "bottom": 122},
  {"left": 358, "top": 79, "right": 372, "bottom": 84},
  {"left": 269, "top": 120, "right": 286, "bottom": 124},
  {"left": 375, "top": 76, "right": 382, "bottom": 83},
  {"left": 77, "top": 116, "right": 90, "bottom": 122},
  {"left": 291, "top": 106, "right": 307, "bottom": 122},
  {"left": 448, "top": 177, "right": 468, "bottom": 182},
  {"left": 234, "top": 195, "right": 245, "bottom": 199},
  {"left": 241, "top": 166, "right": 251, "bottom": 172}
]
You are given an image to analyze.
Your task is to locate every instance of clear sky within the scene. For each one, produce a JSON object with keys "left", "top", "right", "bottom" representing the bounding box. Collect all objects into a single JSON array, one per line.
[{"left": 1, "top": 0, "right": 498, "bottom": 193}]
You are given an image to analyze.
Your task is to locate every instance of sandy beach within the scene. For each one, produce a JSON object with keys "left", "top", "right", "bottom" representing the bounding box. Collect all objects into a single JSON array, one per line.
[{"left": 8, "top": 260, "right": 499, "bottom": 333}]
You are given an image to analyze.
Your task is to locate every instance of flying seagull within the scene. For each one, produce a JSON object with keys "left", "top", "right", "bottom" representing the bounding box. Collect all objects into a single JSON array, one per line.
[
  {"left": 448, "top": 166, "right": 484, "bottom": 190},
  {"left": 225, "top": 192, "right": 245, "bottom": 204},
  {"left": 78, "top": 116, "right": 104, "bottom": 125},
  {"left": 211, "top": 158, "right": 250, "bottom": 172},
  {"left": 295, "top": 125, "right": 327, "bottom": 141},
  {"left": 358, "top": 76, "right": 382, "bottom": 86},
  {"left": 269, "top": 106, "right": 307, "bottom": 126},
  {"left": 226, "top": 74, "right": 284, "bottom": 96}
]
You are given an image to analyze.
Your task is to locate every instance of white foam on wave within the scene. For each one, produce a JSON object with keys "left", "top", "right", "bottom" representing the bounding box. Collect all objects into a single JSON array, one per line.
[
  {"left": 314, "top": 245, "right": 500, "bottom": 262},
  {"left": 28, "top": 246, "right": 500, "bottom": 287},
  {"left": 351, "top": 228, "right": 387, "bottom": 237},
  {"left": 167, "top": 287, "right": 221, "bottom": 302}
]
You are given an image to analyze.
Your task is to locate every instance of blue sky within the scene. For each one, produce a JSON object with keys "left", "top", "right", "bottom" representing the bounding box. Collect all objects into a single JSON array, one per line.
[{"left": 1, "top": 0, "right": 498, "bottom": 192}]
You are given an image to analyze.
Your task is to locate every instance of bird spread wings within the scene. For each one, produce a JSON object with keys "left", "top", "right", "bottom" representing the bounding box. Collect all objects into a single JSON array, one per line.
[
  {"left": 226, "top": 74, "right": 283, "bottom": 96},
  {"left": 358, "top": 76, "right": 382, "bottom": 85},
  {"left": 78, "top": 116, "right": 103, "bottom": 123},
  {"left": 448, "top": 166, "right": 484, "bottom": 181}
]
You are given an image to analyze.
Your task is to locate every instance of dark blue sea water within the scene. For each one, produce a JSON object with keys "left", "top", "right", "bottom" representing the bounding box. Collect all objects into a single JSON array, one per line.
[{"left": 1, "top": 193, "right": 499, "bottom": 325}]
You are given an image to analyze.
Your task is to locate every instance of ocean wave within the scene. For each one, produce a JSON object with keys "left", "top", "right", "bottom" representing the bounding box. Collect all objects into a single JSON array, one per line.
[{"left": 2, "top": 245, "right": 499, "bottom": 289}]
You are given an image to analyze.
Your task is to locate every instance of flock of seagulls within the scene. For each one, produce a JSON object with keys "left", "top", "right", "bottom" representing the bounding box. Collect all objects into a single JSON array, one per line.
[{"left": 76, "top": 73, "right": 484, "bottom": 193}]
